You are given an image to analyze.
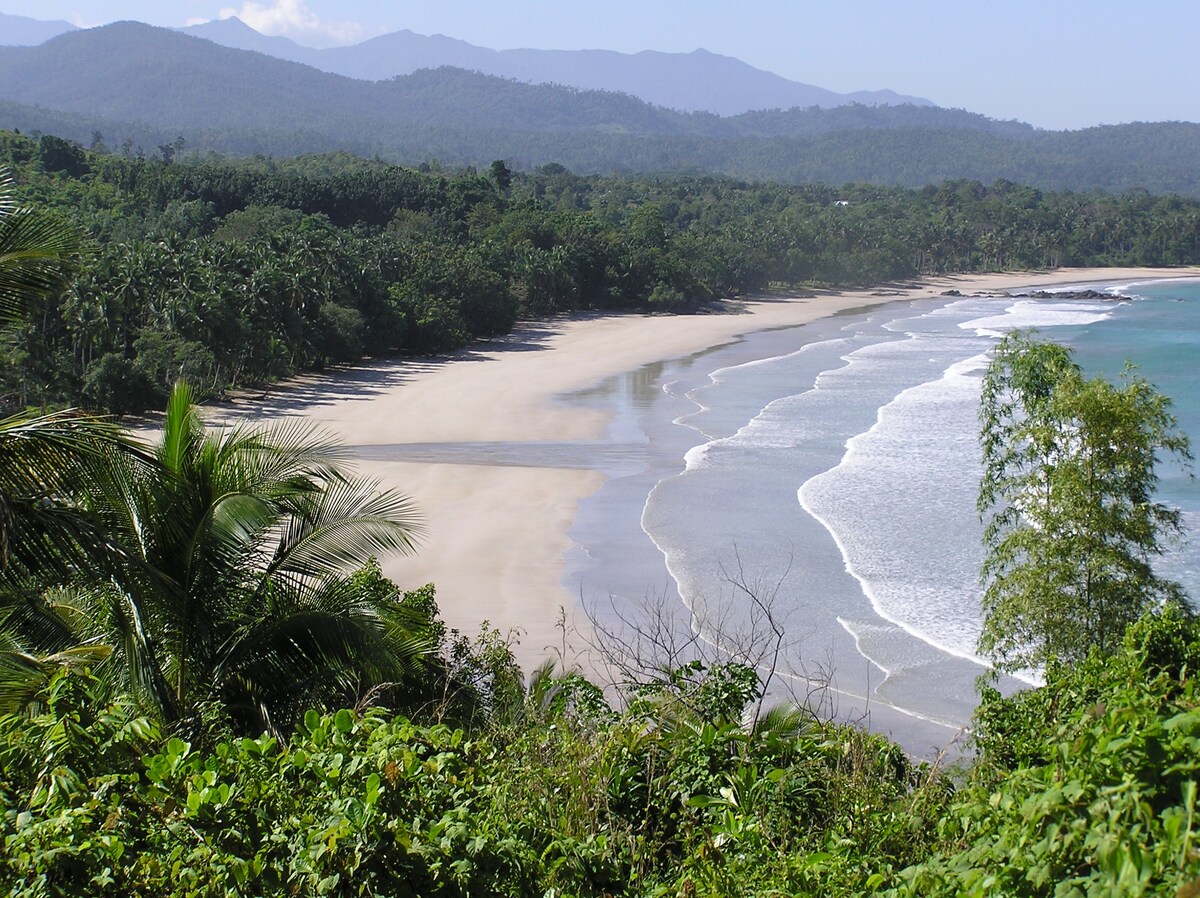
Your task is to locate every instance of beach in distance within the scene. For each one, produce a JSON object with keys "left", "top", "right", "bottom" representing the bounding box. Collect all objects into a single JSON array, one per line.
[{"left": 206, "top": 266, "right": 1200, "bottom": 753}]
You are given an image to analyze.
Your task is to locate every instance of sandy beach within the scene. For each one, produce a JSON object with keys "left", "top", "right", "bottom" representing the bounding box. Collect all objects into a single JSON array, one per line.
[{"left": 207, "top": 267, "right": 1200, "bottom": 679}]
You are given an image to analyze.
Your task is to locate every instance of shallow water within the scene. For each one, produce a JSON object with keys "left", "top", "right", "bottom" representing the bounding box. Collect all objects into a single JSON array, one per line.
[{"left": 562, "top": 279, "right": 1200, "bottom": 754}]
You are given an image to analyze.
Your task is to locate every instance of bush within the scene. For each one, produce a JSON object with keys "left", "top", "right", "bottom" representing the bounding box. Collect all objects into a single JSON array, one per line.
[{"left": 892, "top": 606, "right": 1200, "bottom": 897}]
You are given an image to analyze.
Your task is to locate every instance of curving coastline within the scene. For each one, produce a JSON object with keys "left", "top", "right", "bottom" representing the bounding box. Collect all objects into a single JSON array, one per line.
[{"left": 204, "top": 267, "right": 1200, "bottom": 748}]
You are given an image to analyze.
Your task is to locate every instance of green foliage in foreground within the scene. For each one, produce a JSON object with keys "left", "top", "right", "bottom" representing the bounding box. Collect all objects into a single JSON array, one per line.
[
  {"left": 891, "top": 606, "right": 1200, "bottom": 898},
  {"left": 5, "top": 609, "right": 1200, "bottom": 896},
  {"left": 1, "top": 659, "right": 947, "bottom": 897},
  {"left": 0, "top": 382, "right": 428, "bottom": 740}
]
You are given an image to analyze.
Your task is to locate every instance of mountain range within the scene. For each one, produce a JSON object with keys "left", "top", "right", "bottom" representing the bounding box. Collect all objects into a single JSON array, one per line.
[
  {"left": 0, "top": 12, "right": 77, "bottom": 46},
  {"left": 0, "top": 18, "right": 1197, "bottom": 195},
  {"left": 0, "top": 11, "right": 930, "bottom": 117},
  {"left": 178, "top": 16, "right": 931, "bottom": 116}
]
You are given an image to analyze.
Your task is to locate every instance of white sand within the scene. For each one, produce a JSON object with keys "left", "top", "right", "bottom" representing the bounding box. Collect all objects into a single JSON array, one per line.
[{"left": 209, "top": 267, "right": 1200, "bottom": 673}]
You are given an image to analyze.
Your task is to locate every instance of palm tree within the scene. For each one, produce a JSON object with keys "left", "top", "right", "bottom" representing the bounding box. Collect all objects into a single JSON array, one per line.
[
  {"left": 4, "top": 382, "right": 429, "bottom": 736},
  {"left": 0, "top": 165, "right": 150, "bottom": 709},
  {"left": 0, "top": 168, "right": 84, "bottom": 331},
  {"left": 0, "top": 164, "right": 122, "bottom": 580},
  {"left": 52, "top": 381, "right": 428, "bottom": 736}
]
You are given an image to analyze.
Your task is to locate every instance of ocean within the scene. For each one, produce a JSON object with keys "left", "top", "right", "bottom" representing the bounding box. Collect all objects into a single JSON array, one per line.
[{"left": 562, "top": 278, "right": 1200, "bottom": 754}]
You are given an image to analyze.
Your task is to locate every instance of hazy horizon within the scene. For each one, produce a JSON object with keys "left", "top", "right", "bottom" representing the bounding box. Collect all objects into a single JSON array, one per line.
[{"left": 2, "top": 0, "right": 1198, "bottom": 130}]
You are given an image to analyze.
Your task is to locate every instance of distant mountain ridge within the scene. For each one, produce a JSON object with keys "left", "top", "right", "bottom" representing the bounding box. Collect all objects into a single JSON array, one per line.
[
  {"left": 1, "top": 21, "right": 1197, "bottom": 195},
  {"left": 0, "top": 23, "right": 986, "bottom": 138},
  {"left": 181, "top": 17, "right": 935, "bottom": 115},
  {"left": 0, "top": 12, "right": 77, "bottom": 46},
  {"left": 0, "top": 11, "right": 933, "bottom": 116}
]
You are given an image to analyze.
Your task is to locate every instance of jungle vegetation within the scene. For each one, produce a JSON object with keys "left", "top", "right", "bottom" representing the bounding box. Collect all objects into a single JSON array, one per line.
[
  {"left": 1, "top": 137, "right": 1199, "bottom": 896},
  {"left": 3, "top": 128, "right": 1200, "bottom": 419}
]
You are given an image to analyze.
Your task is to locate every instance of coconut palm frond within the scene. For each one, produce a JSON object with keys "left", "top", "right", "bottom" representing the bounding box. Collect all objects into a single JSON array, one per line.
[
  {"left": 205, "top": 491, "right": 277, "bottom": 554},
  {"left": 224, "top": 576, "right": 431, "bottom": 680},
  {"left": 213, "top": 576, "right": 433, "bottom": 734},
  {"left": 0, "top": 410, "right": 146, "bottom": 577},
  {"left": 0, "top": 373, "right": 430, "bottom": 733},
  {"left": 95, "top": 584, "right": 182, "bottom": 724},
  {"left": 0, "top": 168, "right": 86, "bottom": 329},
  {"left": 0, "top": 643, "right": 114, "bottom": 714},
  {"left": 0, "top": 168, "right": 15, "bottom": 216},
  {"left": 0, "top": 410, "right": 137, "bottom": 506},
  {"left": 194, "top": 408, "right": 347, "bottom": 499},
  {"left": 0, "top": 583, "right": 115, "bottom": 715},
  {"left": 753, "top": 702, "right": 817, "bottom": 742},
  {"left": 158, "top": 380, "right": 205, "bottom": 476},
  {"left": 524, "top": 659, "right": 574, "bottom": 721},
  {"left": 220, "top": 416, "right": 350, "bottom": 490},
  {"left": 0, "top": 587, "right": 91, "bottom": 656},
  {"left": 270, "top": 476, "right": 423, "bottom": 581}
]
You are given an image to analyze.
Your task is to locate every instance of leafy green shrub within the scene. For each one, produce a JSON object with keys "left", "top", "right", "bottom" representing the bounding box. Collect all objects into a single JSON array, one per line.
[
  {"left": 0, "top": 670, "right": 158, "bottom": 897},
  {"left": 3, "top": 708, "right": 540, "bottom": 897},
  {"left": 0, "top": 659, "right": 961, "bottom": 897},
  {"left": 973, "top": 603, "right": 1200, "bottom": 771},
  {"left": 892, "top": 607, "right": 1200, "bottom": 897}
]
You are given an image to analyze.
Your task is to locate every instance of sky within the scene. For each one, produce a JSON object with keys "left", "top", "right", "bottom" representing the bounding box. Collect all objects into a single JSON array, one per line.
[{"left": 2, "top": 0, "right": 1198, "bottom": 130}]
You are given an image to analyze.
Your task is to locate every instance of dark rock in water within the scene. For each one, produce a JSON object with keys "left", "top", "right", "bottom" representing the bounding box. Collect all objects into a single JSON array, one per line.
[
  {"left": 1011, "top": 289, "right": 1128, "bottom": 301},
  {"left": 941, "top": 289, "right": 963, "bottom": 296}
]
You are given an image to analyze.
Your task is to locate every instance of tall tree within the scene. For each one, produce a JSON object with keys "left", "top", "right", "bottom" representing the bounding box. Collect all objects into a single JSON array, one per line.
[
  {"left": 95, "top": 383, "right": 425, "bottom": 734},
  {"left": 2, "top": 380, "right": 430, "bottom": 737},
  {"left": 976, "top": 331, "right": 1192, "bottom": 672},
  {"left": 0, "top": 165, "right": 154, "bottom": 711},
  {"left": 0, "top": 166, "right": 87, "bottom": 335}
]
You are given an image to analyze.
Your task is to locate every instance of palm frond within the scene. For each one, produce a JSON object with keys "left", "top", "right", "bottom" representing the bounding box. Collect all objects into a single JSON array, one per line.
[
  {"left": 269, "top": 477, "right": 424, "bottom": 583},
  {"left": 0, "top": 168, "right": 15, "bottom": 217},
  {"left": 0, "top": 410, "right": 149, "bottom": 577},
  {"left": 202, "top": 413, "right": 348, "bottom": 501},
  {"left": 213, "top": 576, "right": 434, "bottom": 734},
  {"left": 159, "top": 381, "right": 204, "bottom": 476},
  {"left": 0, "top": 167, "right": 86, "bottom": 329},
  {"left": 0, "top": 586, "right": 93, "bottom": 655},
  {"left": 0, "top": 643, "right": 113, "bottom": 715},
  {"left": 5, "top": 381, "right": 432, "bottom": 734},
  {"left": 753, "top": 702, "right": 816, "bottom": 742}
]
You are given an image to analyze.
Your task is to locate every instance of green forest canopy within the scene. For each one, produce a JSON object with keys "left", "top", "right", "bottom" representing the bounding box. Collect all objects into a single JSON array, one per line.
[{"left": 3, "top": 128, "right": 1200, "bottom": 418}]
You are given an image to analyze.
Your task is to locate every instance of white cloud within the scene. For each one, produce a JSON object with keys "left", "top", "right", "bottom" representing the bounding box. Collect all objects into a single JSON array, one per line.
[{"left": 217, "top": 0, "right": 366, "bottom": 47}]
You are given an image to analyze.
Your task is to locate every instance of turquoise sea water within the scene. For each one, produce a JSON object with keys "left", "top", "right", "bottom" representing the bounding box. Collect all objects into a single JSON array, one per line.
[{"left": 562, "top": 278, "right": 1200, "bottom": 754}]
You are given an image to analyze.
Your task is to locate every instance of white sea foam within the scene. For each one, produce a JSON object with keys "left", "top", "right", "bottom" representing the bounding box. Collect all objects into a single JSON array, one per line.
[
  {"left": 646, "top": 288, "right": 1192, "bottom": 725},
  {"left": 682, "top": 442, "right": 711, "bottom": 471},
  {"left": 836, "top": 618, "right": 893, "bottom": 680},
  {"left": 708, "top": 345, "right": 809, "bottom": 379},
  {"left": 961, "top": 300, "right": 1114, "bottom": 335},
  {"left": 800, "top": 475, "right": 989, "bottom": 670},
  {"left": 797, "top": 335, "right": 998, "bottom": 663},
  {"left": 795, "top": 289, "right": 1130, "bottom": 689},
  {"left": 674, "top": 336, "right": 853, "bottom": 434}
]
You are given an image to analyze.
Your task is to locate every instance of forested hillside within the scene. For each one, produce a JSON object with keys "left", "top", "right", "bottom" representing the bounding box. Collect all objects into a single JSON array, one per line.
[
  {"left": 3, "top": 129, "right": 1199, "bottom": 418},
  {"left": 2, "top": 23, "right": 1199, "bottom": 193}
]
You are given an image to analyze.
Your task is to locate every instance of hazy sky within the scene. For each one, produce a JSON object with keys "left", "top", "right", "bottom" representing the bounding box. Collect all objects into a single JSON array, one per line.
[{"left": 3, "top": 0, "right": 1198, "bottom": 130}]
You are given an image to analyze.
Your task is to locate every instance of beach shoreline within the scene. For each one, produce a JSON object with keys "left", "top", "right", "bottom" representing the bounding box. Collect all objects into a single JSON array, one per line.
[{"left": 206, "top": 267, "right": 1200, "bottom": 686}]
